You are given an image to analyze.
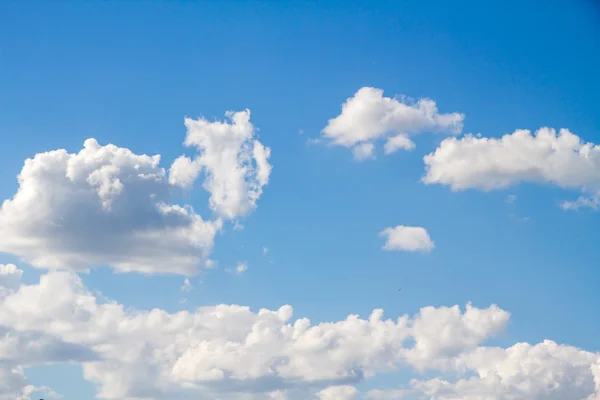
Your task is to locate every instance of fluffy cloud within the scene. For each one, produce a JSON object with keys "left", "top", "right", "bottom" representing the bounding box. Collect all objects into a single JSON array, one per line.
[
  {"left": 321, "top": 87, "right": 464, "bottom": 160},
  {"left": 379, "top": 226, "right": 435, "bottom": 252},
  {"left": 411, "top": 340, "right": 600, "bottom": 400},
  {"left": 423, "top": 127, "right": 600, "bottom": 209},
  {"left": 317, "top": 385, "right": 359, "bottom": 400},
  {"left": 169, "top": 110, "right": 272, "bottom": 220},
  {"left": 0, "top": 268, "right": 597, "bottom": 399},
  {"left": 0, "top": 266, "right": 518, "bottom": 399},
  {"left": 0, "top": 139, "right": 222, "bottom": 275}
]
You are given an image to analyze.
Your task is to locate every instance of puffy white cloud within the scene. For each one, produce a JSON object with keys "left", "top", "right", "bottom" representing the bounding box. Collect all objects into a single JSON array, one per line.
[
  {"left": 0, "top": 267, "right": 517, "bottom": 399},
  {"left": 169, "top": 110, "right": 272, "bottom": 220},
  {"left": 423, "top": 127, "right": 600, "bottom": 209},
  {"left": 0, "top": 139, "right": 221, "bottom": 275},
  {"left": 317, "top": 385, "right": 358, "bottom": 400},
  {"left": 411, "top": 340, "right": 600, "bottom": 400},
  {"left": 379, "top": 226, "right": 435, "bottom": 252},
  {"left": 352, "top": 142, "right": 375, "bottom": 160},
  {"left": 384, "top": 135, "right": 416, "bottom": 154},
  {"left": 321, "top": 87, "right": 464, "bottom": 159}
]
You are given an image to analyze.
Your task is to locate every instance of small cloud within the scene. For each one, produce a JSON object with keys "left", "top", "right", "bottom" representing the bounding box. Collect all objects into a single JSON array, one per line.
[
  {"left": 236, "top": 262, "right": 248, "bottom": 274},
  {"left": 379, "top": 225, "right": 434, "bottom": 252},
  {"left": 307, "top": 137, "right": 322, "bottom": 145},
  {"left": 506, "top": 194, "right": 517, "bottom": 204},
  {"left": 299, "top": 129, "right": 304, "bottom": 135},
  {"left": 180, "top": 278, "right": 193, "bottom": 293},
  {"left": 226, "top": 262, "right": 248, "bottom": 275},
  {"left": 233, "top": 221, "right": 244, "bottom": 231},
  {"left": 352, "top": 142, "right": 375, "bottom": 161},
  {"left": 263, "top": 246, "right": 269, "bottom": 255},
  {"left": 561, "top": 196, "right": 600, "bottom": 211},
  {"left": 179, "top": 298, "right": 188, "bottom": 305}
]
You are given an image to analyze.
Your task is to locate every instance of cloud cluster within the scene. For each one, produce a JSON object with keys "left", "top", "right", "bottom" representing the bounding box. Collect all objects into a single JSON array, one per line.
[
  {"left": 0, "top": 109, "right": 270, "bottom": 276},
  {"left": 379, "top": 226, "right": 434, "bottom": 252},
  {"left": 0, "top": 266, "right": 597, "bottom": 399},
  {"left": 423, "top": 127, "right": 600, "bottom": 209},
  {"left": 169, "top": 110, "right": 272, "bottom": 220},
  {"left": 0, "top": 138, "right": 220, "bottom": 275},
  {"left": 321, "top": 87, "right": 464, "bottom": 160}
]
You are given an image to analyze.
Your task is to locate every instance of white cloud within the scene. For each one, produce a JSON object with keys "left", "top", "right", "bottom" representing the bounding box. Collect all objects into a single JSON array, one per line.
[
  {"left": 169, "top": 110, "right": 272, "bottom": 220},
  {"left": 0, "top": 139, "right": 221, "bottom": 275},
  {"left": 321, "top": 87, "right": 464, "bottom": 159},
  {"left": 423, "top": 127, "right": 600, "bottom": 209},
  {"left": 379, "top": 226, "right": 435, "bottom": 252},
  {"left": 236, "top": 262, "right": 248, "bottom": 274},
  {"left": 180, "top": 278, "right": 193, "bottom": 292},
  {"left": 0, "top": 267, "right": 523, "bottom": 399},
  {"left": 0, "top": 267, "right": 597, "bottom": 400},
  {"left": 317, "top": 385, "right": 358, "bottom": 400},
  {"left": 352, "top": 142, "right": 375, "bottom": 160},
  {"left": 384, "top": 135, "right": 416, "bottom": 154},
  {"left": 263, "top": 247, "right": 269, "bottom": 255},
  {"left": 506, "top": 194, "right": 517, "bottom": 204},
  {"left": 411, "top": 340, "right": 600, "bottom": 400}
]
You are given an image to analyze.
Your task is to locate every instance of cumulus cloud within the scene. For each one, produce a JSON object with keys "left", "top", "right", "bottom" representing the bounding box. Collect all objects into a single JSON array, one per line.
[
  {"left": 423, "top": 127, "right": 600, "bottom": 209},
  {"left": 0, "top": 267, "right": 525, "bottom": 400},
  {"left": 321, "top": 87, "right": 464, "bottom": 159},
  {"left": 317, "top": 385, "right": 358, "bottom": 400},
  {"left": 0, "top": 139, "right": 221, "bottom": 275},
  {"left": 411, "top": 340, "right": 600, "bottom": 400},
  {"left": 169, "top": 110, "right": 272, "bottom": 220},
  {"left": 379, "top": 226, "right": 435, "bottom": 252},
  {"left": 0, "top": 267, "right": 597, "bottom": 400}
]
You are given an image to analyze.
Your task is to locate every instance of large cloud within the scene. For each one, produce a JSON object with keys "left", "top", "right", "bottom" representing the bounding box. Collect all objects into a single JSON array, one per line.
[
  {"left": 0, "top": 138, "right": 221, "bottom": 275},
  {"left": 422, "top": 127, "right": 600, "bottom": 209},
  {"left": 0, "top": 266, "right": 517, "bottom": 399},
  {"left": 1, "top": 266, "right": 599, "bottom": 400},
  {"left": 321, "top": 87, "right": 464, "bottom": 160},
  {"left": 169, "top": 110, "right": 272, "bottom": 220}
]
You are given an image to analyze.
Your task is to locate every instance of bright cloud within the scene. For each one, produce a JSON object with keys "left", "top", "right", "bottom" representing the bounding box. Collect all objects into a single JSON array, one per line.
[
  {"left": 321, "top": 87, "right": 464, "bottom": 159},
  {"left": 0, "top": 266, "right": 542, "bottom": 399},
  {"left": 379, "top": 225, "right": 435, "bottom": 252},
  {"left": 422, "top": 127, "right": 600, "bottom": 209},
  {"left": 0, "top": 139, "right": 221, "bottom": 275},
  {"left": 169, "top": 110, "right": 272, "bottom": 220},
  {"left": 317, "top": 385, "right": 359, "bottom": 400},
  {"left": 0, "top": 267, "right": 597, "bottom": 399}
]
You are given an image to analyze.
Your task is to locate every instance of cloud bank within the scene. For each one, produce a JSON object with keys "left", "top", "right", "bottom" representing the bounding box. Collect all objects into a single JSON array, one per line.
[{"left": 0, "top": 265, "right": 597, "bottom": 400}]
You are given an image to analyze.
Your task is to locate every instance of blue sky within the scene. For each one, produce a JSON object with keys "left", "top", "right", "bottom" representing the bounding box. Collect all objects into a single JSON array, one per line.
[{"left": 1, "top": 1, "right": 600, "bottom": 399}]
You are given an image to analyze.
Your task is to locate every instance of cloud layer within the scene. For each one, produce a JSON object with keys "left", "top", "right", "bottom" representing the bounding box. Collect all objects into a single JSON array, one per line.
[
  {"left": 0, "top": 265, "right": 597, "bottom": 400},
  {"left": 322, "top": 87, "right": 464, "bottom": 160}
]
